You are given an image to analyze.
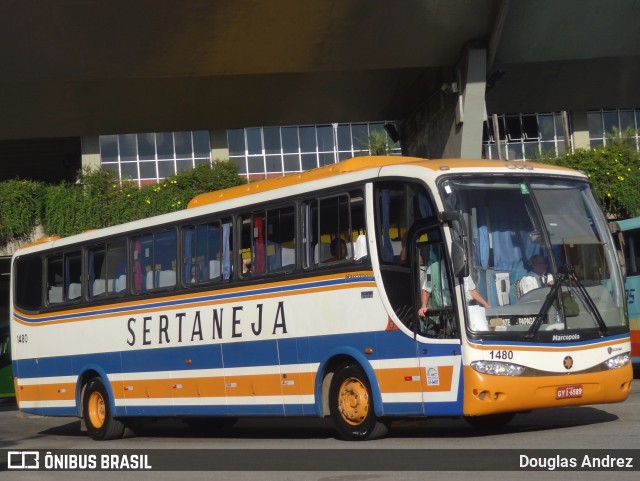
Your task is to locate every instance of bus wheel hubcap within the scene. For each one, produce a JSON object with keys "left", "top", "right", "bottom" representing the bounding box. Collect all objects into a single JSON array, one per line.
[
  {"left": 338, "top": 377, "right": 369, "bottom": 425},
  {"left": 88, "top": 391, "right": 106, "bottom": 428}
]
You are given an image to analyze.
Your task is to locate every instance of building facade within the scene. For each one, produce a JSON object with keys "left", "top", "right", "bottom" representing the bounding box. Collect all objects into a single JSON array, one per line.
[{"left": 87, "top": 108, "right": 640, "bottom": 185}]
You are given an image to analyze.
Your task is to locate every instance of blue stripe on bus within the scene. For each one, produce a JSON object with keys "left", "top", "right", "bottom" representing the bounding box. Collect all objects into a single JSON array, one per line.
[
  {"left": 381, "top": 402, "right": 425, "bottom": 416},
  {"left": 14, "top": 275, "right": 376, "bottom": 325},
  {"left": 13, "top": 332, "right": 460, "bottom": 380},
  {"left": 22, "top": 401, "right": 464, "bottom": 419},
  {"left": 467, "top": 331, "right": 630, "bottom": 348},
  {"left": 168, "top": 403, "right": 425, "bottom": 417}
]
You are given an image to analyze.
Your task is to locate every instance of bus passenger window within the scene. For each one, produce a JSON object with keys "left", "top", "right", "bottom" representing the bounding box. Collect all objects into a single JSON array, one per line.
[
  {"left": 43, "top": 251, "right": 82, "bottom": 305},
  {"left": 88, "top": 241, "right": 127, "bottom": 298},
  {"left": 626, "top": 230, "right": 640, "bottom": 275},
  {"left": 14, "top": 255, "right": 42, "bottom": 311},
  {"left": 183, "top": 221, "right": 222, "bottom": 285},
  {"left": 240, "top": 207, "right": 295, "bottom": 277},
  {"left": 133, "top": 230, "right": 176, "bottom": 292},
  {"left": 266, "top": 206, "right": 295, "bottom": 273},
  {"left": 239, "top": 215, "right": 257, "bottom": 277},
  {"left": 303, "top": 190, "right": 364, "bottom": 268},
  {"left": 46, "top": 255, "right": 63, "bottom": 304},
  {"left": 155, "top": 231, "right": 177, "bottom": 288},
  {"left": 222, "top": 221, "right": 232, "bottom": 280},
  {"left": 65, "top": 252, "right": 82, "bottom": 301},
  {"left": 377, "top": 183, "right": 435, "bottom": 265}
]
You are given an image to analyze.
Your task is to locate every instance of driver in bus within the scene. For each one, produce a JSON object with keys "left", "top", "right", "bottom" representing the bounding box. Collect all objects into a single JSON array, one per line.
[
  {"left": 418, "top": 266, "right": 490, "bottom": 317},
  {"left": 518, "top": 254, "right": 554, "bottom": 296}
]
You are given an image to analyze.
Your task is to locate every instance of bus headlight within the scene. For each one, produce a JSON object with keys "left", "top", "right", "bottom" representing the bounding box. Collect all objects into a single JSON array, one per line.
[
  {"left": 604, "top": 353, "right": 630, "bottom": 370},
  {"left": 471, "top": 360, "right": 526, "bottom": 376}
]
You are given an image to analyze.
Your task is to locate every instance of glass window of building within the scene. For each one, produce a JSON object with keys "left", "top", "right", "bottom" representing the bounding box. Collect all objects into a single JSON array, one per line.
[
  {"left": 99, "top": 131, "right": 212, "bottom": 186},
  {"left": 99, "top": 122, "right": 402, "bottom": 184},
  {"left": 482, "top": 112, "right": 569, "bottom": 160},
  {"left": 588, "top": 109, "right": 640, "bottom": 151},
  {"left": 228, "top": 122, "right": 400, "bottom": 180}
]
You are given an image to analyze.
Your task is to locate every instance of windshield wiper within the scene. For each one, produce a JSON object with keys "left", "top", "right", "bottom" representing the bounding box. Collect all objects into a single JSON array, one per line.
[{"left": 525, "top": 264, "right": 608, "bottom": 339}]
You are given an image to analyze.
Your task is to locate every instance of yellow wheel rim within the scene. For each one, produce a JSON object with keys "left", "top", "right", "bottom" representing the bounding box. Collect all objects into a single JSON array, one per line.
[
  {"left": 87, "top": 390, "right": 106, "bottom": 429},
  {"left": 337, "top": 376, "right": 369, "bottom": 426}
]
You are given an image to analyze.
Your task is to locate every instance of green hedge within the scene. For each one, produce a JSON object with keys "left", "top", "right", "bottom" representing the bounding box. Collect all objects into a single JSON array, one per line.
[
  {"left": 0, "top": 161, "right": 246, "bottom": 245},
  {"left": 0, "top": 180, "right": 44, "bottom": 245},
  {"left": 539, "top": 143, "right": 640, "bottom": 219}
]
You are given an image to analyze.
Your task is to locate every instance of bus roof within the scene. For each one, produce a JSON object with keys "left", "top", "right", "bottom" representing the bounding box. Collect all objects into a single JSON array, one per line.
[
  {"left": 188, "top": 156, "right": 579, "bottom": 208},
  {"left": 616, "top": 216, "right": 640, "bottom": 231},
  {"left": 188, "top": 156, "right": 422, "bottom": 208}
]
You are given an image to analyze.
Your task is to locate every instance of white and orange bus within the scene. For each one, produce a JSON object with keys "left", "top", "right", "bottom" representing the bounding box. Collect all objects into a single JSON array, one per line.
[{"left": 10, "top": 156, "right": 633, "bottom": 440}]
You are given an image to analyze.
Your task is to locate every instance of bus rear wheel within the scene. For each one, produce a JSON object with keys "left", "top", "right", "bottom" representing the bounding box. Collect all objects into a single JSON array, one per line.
[
  {"left": 82, "top": 377, "right": 125, "bottom": 441},
  {"left": 329, "top": 362, "right": 389, "bottom": 441}
]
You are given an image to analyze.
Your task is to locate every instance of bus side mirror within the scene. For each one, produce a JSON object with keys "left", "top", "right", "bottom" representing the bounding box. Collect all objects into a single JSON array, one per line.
[
  {"left": 609, "top": 222, "right": 626, "bottom": 280},
  {"left": 451, "top": 239, "right": 469, "bottom": 278},
  {"left": 441, "top": 211, "right": 469, "bottom": 278}
]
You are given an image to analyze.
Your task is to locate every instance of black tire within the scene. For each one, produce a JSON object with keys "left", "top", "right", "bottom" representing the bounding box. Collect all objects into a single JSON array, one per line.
[
  {"left": 82, "top": 377, "right": 125, "bottom": 441},
  {"left": 464, "top": 412, "right": 516, "bottom": 429},
  {"left": 329, "top": 362, "right": 389, "bottom": 441}
]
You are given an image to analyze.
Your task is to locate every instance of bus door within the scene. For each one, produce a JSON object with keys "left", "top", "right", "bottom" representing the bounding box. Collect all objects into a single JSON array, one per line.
[
  {"left": 410, "top": 222, "right": 463, "bottom": 412},
  {"left": 220, "top": 324, "right": 285, "bottom": 416}
]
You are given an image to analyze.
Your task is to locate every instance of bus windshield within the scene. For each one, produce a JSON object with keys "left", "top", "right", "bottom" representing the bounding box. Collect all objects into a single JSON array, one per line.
[{"left": 440, "top": 176, "right": 627, "bottom": 337}]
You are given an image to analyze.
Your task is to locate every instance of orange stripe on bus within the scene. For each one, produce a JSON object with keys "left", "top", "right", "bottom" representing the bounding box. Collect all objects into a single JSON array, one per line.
[
  {"left": 375, "top": 367, "right": 423, "bottom": 393},
  {"left": 16, "top": 382, "right": 76, "bottom": 402},
  {"left": 375, "top": 366, "right": 455, "bottom": 394},
  {"left": 466, "top": 337, "right": 629, "bottom": 353},
  {"left": 112, "top": 372, "right": 318, "bottom": 400},
  {"left": 422, "top": 365, "right": 454, "bottom": 392}
]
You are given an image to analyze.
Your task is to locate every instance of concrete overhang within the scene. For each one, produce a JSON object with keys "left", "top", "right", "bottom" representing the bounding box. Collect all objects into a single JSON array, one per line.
[
  {"left": 486, "top": 0, "right": 640, "bottom": 113},
  {"left": 0, "top": 0, "right": 638, "bottom": 141}
]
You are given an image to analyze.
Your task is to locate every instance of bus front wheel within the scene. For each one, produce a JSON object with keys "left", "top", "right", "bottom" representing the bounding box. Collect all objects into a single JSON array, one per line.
[
  {"left": 82, "top": 377, "right": 125, "bottom": 441},
  {"left": 329, "top": 362, "right": 389, "bottom": 441}
]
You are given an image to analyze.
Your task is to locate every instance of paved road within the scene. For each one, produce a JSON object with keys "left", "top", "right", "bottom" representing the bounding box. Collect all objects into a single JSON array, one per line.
[{"left": 1, "top": 380, "right": 639, "bottom": 481}]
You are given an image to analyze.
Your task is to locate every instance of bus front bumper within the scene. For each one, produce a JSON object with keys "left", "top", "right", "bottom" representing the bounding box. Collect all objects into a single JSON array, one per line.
[{"left": 462, "top": 364, "right": 633, "bottom": 416}]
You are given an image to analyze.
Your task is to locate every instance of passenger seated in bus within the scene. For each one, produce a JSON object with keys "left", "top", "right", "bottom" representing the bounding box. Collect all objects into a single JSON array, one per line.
[
  {"left": 190, "top": 264, "right": 202, "bottom": 283},
  {"left": 398, "top": 232, "right": 408, "bottom": 265},
  {"left": 327, "top": 238, "right": 348, "bottom": 262},
  {"left": 353, "top": 234, "right": 368, "bottom": 260},
  {"left": 242, "top": 258, "right": 252, "bottom": 274},
  {"left": 517, "top": 255, "right": 554, "bottom": 297}
]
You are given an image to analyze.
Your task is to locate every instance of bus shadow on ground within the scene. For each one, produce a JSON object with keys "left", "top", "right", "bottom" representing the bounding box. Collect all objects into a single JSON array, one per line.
[
  {"left": 34, "top": 406, "right": 619, "bottom": 441},
  {"left": 387, "top": 406, "right": 619, "bottom": 439}
]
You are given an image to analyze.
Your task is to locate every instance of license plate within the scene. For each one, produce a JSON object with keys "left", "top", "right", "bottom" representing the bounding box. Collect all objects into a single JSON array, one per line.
[{"left": 556, "top": 384, "right": 583, "bottom": 399}]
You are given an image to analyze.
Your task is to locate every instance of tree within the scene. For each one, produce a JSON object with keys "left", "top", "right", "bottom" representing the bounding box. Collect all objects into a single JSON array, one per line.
[
  {"left": 41, "top": 161, "right": 246, "bottom": 237},
  {"left": 539, "top": 141, "right": 640, "bottom": 219},
  {"left": 0, "top": 179, "right": 44, "bottom": 245},
  {"left": 360, "top": 130, "right": 399, "bottom": 156}
]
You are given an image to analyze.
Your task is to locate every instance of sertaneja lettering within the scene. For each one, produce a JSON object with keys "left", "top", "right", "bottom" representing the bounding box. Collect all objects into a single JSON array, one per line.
[{"left": 126, "top": 301, "right": 287, "bottom": 347}]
